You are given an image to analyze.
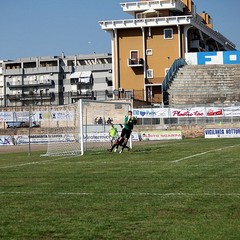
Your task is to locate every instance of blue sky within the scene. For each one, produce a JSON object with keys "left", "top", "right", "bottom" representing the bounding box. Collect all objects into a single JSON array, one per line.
[{"left": 0, "top": 0, "right": 239, "bottom": 60}]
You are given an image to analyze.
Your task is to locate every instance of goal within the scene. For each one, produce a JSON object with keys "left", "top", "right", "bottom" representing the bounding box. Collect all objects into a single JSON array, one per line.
[
  {"left": 42, "top": 100, "right": 131, "bottom": 156},
  {"left": 41, "top": 102, "right": 82, "bottom": 156}
]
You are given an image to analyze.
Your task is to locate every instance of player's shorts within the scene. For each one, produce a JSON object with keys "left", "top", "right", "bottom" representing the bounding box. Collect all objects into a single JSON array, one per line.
[
  {"left": 110, "top": 136, "right": 117, "bottom": 142},
  {"left": 120, "top": 128, "right": 132, "bottom": 139}
]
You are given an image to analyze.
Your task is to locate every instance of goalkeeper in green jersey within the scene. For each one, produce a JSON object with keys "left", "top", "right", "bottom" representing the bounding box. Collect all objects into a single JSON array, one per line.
[
  {"left": 120, "top": 110, "right": 137, "bottom": 146},
  {"left": 108, "top": 110, "right": 137, "bottom": 153}
]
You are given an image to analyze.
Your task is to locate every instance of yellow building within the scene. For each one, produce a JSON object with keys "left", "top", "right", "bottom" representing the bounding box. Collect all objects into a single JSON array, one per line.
[{"left": 99, "top": 0, "right": 236, "bottom": 104}]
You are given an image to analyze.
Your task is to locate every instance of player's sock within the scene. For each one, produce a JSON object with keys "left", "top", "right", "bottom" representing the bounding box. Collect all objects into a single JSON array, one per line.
[{"left": 110, "top": 144, "right": 117, "bottom": 151}]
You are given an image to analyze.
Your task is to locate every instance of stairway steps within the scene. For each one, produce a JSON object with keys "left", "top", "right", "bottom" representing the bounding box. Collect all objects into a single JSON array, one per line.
[{"left": 168, "top": 64, "right": 240, "bottom": 105}]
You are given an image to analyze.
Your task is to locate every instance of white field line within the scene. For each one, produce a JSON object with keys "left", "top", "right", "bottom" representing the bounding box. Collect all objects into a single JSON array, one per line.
[
  {"left": 0, "top": 155, "right": 79, "bottom": 169},
  {"left": 0, "top": 158, "right": 158, "bottom": 170},
  {"left": 1, "top": 144, "right": 239, "bottom": 169},
  {"left": 0, "top": 191, "right": 239, "bottom": 197},
  {"left": 171, "top": 144, "right": 240, "bottom": 163}
]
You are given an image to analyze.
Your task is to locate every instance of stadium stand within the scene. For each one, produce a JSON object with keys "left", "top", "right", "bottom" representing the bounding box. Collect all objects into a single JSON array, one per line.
[{"left": 168, "top": 64, "right": 240, "bottom": 106}]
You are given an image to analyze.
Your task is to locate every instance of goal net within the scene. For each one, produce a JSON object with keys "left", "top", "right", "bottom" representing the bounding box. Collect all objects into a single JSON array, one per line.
[
  {"left": 42, "top": 100, "right": 131, "bottom": 156},
  {"left": 41, "top": 102, "right": 82, "bottom": 156}
]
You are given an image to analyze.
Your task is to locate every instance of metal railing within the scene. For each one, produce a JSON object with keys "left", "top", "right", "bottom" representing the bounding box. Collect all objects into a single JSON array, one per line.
[
  {"left": 162, "top": 58, "right": 187, "bottom": 105},
  {"left": 0, "top": 90, "right": 147, "bottom": 107}
]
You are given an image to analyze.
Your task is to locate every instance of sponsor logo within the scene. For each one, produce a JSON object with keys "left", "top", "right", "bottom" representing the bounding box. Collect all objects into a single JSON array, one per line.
[{"left": 207, "top": 109, "right": 223, "bottom": 116}]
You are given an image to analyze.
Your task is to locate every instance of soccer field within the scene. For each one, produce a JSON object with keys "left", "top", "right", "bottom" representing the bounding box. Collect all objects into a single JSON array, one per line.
[{"left": 0, "top": 138, "right": 239, "bottom": 239}]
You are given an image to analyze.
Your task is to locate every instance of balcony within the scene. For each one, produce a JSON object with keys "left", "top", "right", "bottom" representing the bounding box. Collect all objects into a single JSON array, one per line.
[
  {"left": 20, "top": 92, "right": 54, "bottom": 100},
  {"left": 70, "top": 91, "right": 94, "bottom": 99},
  {"left": 128, "top": 58, "right": 144, "bottom": 67},
  {"left": 7, "top": 94, "right": 21, "bottom": 100},
  {"left": 7, "top": 92, "right": 55, "bottom": 101},
  {"left": 24, "top": 66, "right": 60, "bottom": 74},
  {"left": 3, "top": 68, "right": 23, "bottom": 75},
  {"left": 7, "top": 80, "right": 54, "bottom": 89}
]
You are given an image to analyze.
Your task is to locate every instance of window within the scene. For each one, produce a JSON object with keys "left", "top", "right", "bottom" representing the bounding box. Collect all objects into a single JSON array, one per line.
[
  {"left": 130, "top": 50, "right": 139, "bottom": 59},
  {"left": 146, "top": 69, "right": 154, "bottom": 78},
  {"left": 125, "top": 90, "right": 133, "bottom": 99},
  {"left": 146, "top": 49, "right": 153, "bottom": 56},
  {"left": 164, "top": 28, "right": 173, "bottom": 39},
  {"left": 107, "top": 79, "right": 112, "bottom": 87},
  {"left": 129, "top": 50, "right": 140, "bottom": 65}
]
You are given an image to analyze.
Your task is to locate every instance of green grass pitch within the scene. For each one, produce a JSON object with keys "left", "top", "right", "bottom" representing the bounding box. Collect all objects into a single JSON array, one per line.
[{"left": 0, "top": 138, "right": 240, "bottom": 239}]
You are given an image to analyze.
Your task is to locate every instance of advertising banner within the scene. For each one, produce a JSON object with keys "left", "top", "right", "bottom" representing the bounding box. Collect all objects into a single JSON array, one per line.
[
  {"left": 223, "top": 106, "right": 240, "bottom": 116},
  {"left": 0, "top": 136, "right": 13, "bottom": 146},
  {"left": 170, "top": 107, "right": 206, "bottom": 118},
  {"left": 205, "top": 128, "right": 240, "bottom": 138},
  {"left": 1, "top": 105, "right": 240, "bottom": 123},
  {"left": 33, "top": 111, "right": 74, "bottom": 121},
  {"left": 14, "top": 134, "right": 76, "bottom": 145},
  {"left": 185, "top": 51, "right": 240, "bottom": 65},
  {"left": 0, "top": 112, "right": 14, "bottom": 122},
  {"left": 85, "top": 132, "right": 139, "bottom": 142},
  {"left": 4, "top": 132, "right": 140, "bottom": 145},
  {"left": 140, "top": 130, "right": 182, "bottom": 141},
  {"left": 0, "top": 111, "right": 74, "bottom": 122},
  {"left": 133, "top": 108, "right": 168, "bottom": 118},
  {"left": 0, "top": 136, "right": 14, "bottom": 146}
]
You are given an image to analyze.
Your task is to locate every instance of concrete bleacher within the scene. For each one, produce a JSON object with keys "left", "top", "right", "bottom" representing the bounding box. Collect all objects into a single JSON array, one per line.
[{"left": 168, "top": 64, "right": 240, "bottom": 105}]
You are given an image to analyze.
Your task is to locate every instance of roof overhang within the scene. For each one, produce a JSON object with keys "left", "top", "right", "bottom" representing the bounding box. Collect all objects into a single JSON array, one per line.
[
  {"left": 99, "top": 15, "right": 235, "bottom": 51},
  {"left": 80, "top": 71, "right": 92, "bottom": 78},
  {"left": 70, "top": 72, "right": 81, "bottom": 79},
  {"left": 120, "top": 0, "right": 185, "bottom": 16},
  {"left": 99, "top": 15, "right": 192, "bottom": 30},
  {"left": 70, "top": 71, "right": 92, "bottom": 79}
]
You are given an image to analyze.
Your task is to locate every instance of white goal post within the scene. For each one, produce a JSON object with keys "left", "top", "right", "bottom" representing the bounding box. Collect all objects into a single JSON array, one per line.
[{"left": 42, "top": 100, "right": 132, "bottom": 156}]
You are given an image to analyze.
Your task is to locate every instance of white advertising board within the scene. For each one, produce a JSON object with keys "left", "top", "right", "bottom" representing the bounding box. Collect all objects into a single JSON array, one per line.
[
  {"left": 1, "top": 132, "right": 140, "bottom": 145},
  {"left": 0, "top": 136, "right": 14, "bottom": 146},
  {"left": 85, "top": 132, "right": 139, "bottom": 142},
  {"left": 140, "top": 130, "right": 182, "bottom": 141},
  {"left": 205, "top": 128, "right": 240, "bottom": 138}
]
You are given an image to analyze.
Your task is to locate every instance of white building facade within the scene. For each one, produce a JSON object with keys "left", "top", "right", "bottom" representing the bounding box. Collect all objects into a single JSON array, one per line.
[{"left": 1, "top": 53, "right": 113, "bottom": 107}]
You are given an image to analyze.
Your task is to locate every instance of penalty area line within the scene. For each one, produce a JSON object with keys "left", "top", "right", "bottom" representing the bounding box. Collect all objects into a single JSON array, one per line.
[
  {"left": 172, "top": 144, "right": 240, "bottom": 163},
  {"left": 0, "top": 155, "right": 79, "bottom": 170}
]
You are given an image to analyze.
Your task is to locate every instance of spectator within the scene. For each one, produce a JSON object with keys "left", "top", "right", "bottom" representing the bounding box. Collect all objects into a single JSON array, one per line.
[
  {"left": 107, "top": 117, "right": 112, "bottom": 125},
  {"left": 98, "top": 117, "right": 103, "bottom": 125}
]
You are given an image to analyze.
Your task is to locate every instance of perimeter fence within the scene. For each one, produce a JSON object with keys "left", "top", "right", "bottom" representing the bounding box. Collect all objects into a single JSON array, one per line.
[
  {"left": 1, "top": 102, "right": 240, "bottom": 130},
  {"left": 133, "top": 102, "right": 240, "bottom": 126}
]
